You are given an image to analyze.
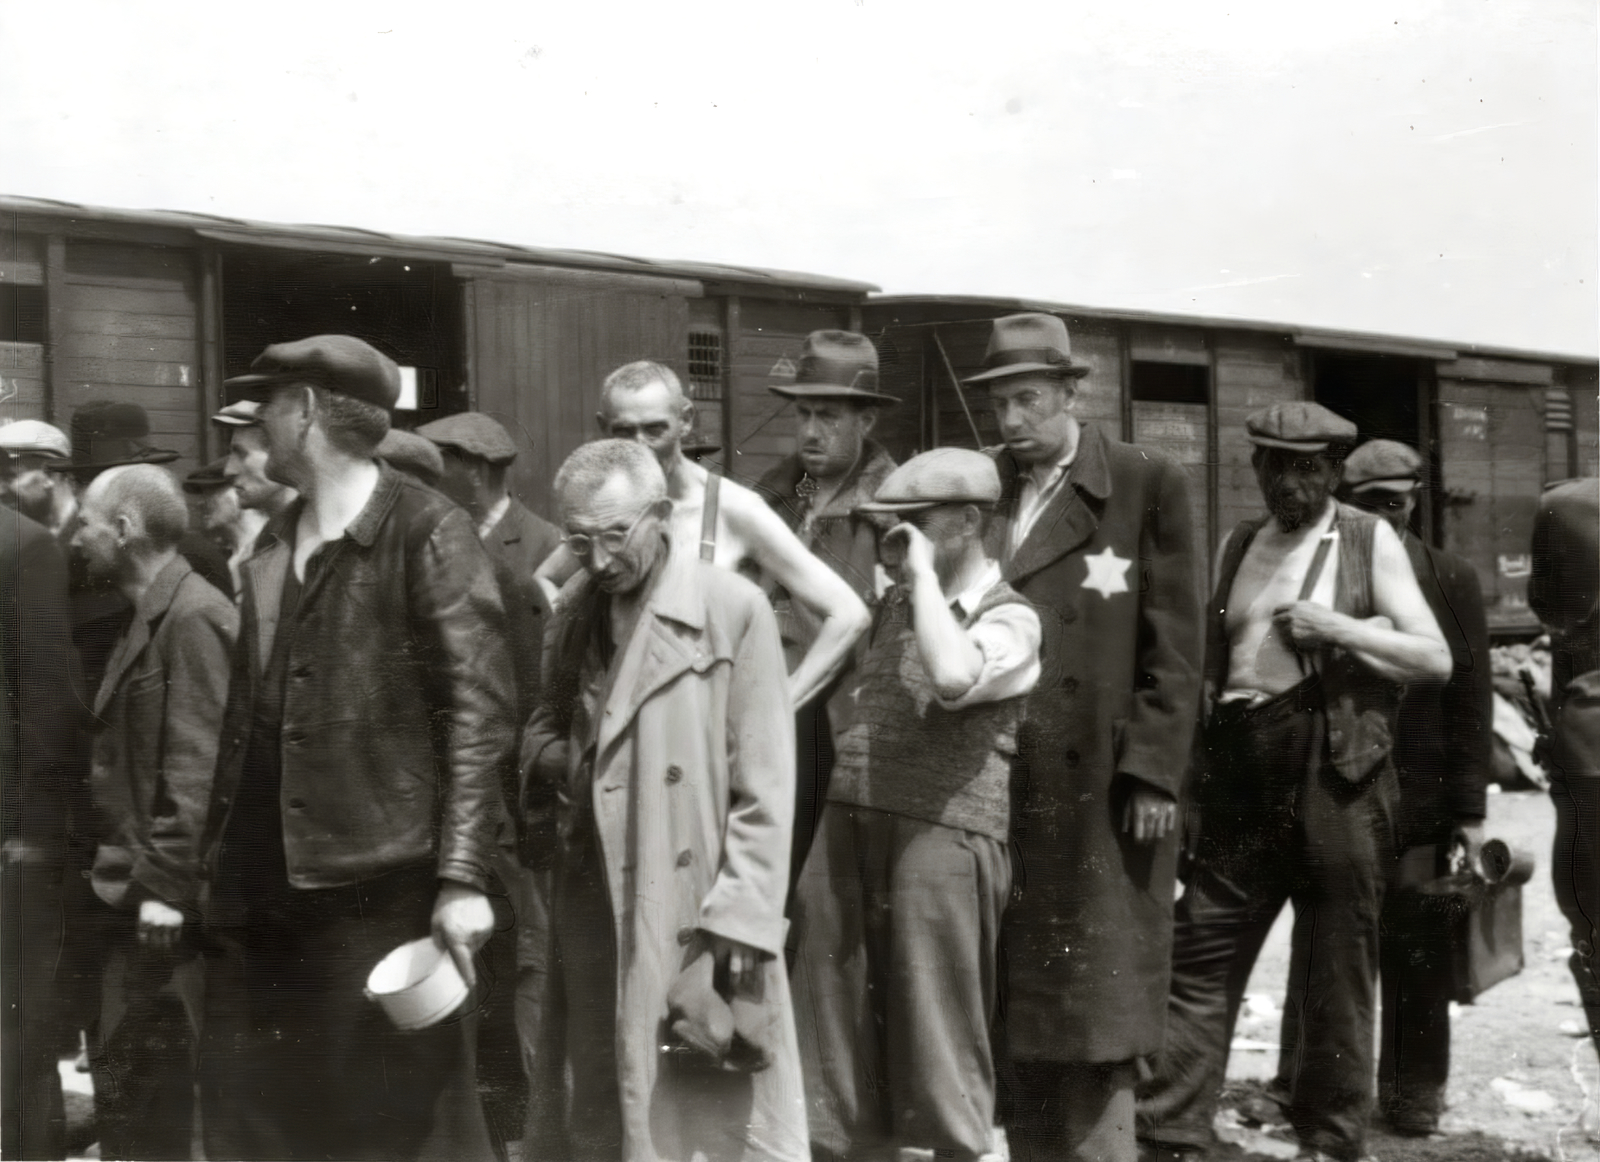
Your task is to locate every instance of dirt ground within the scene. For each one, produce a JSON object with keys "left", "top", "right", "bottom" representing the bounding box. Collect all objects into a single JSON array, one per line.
[{"left": 1216, "top": 788, "right": 1599, "bottom": 1162}]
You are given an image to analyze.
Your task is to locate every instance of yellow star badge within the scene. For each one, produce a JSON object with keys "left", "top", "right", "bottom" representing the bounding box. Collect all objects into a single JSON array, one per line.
[{"left": 1081, "top": 545, "right": 1132, "bottom": 598}]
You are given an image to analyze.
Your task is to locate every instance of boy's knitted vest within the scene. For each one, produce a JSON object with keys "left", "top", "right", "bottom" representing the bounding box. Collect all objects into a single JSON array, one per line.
[{"left": 827, "top": 580, "right": 1029, "bottom": 841}]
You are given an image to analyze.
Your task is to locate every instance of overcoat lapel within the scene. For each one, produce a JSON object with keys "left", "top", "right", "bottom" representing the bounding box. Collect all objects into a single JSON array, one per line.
[
  {"left": 594, "top": 549, "right": 706, "bottom": 759},
  {"left": 999, "top": 423, "right": 1115, "bottom": 585},
  {"left": 93, "top": 557, "right": 190, "bottom": 716},
  {"left": 242, "top": 535, "right": 290, "bottom": 679}
]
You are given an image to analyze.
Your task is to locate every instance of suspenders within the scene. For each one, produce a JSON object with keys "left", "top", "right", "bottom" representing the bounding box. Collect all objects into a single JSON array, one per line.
[{"left": 700, "top": 470, "right": 721, "bottom": 563}]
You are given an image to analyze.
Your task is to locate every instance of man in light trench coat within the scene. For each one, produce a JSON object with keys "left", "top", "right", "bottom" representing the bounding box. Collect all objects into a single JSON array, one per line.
[{"left": 521, "top": 438, "right": 806, "bottom": 1162}]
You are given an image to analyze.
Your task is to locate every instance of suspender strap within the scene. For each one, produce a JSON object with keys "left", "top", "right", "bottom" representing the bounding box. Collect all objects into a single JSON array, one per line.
[
  {"left": 1298, "top": 533, "right": 1335, "bottom": 601},
  {"left": 700, "top": 470, "right": 721, "bottom": 563}
]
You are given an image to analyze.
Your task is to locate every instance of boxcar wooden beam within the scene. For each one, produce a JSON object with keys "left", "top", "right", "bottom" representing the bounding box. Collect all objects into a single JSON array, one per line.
[{"left": 42, "top": 234, "right": 66, "bottom": 423}]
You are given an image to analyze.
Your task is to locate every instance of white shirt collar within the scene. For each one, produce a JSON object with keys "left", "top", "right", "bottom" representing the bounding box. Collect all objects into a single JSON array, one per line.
[{"left": 949, "top": 558, "right": 1003, "bottom": 619}]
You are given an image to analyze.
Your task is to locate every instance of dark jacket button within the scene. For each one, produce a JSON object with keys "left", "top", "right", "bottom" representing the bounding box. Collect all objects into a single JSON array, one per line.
[
  {"left": 1065, "top": 749, "right": 1080, "bottom": 765},
  {"left": 1061, "top": 606, "right": 1078, "bottom": 623},
  {"left": 665, "top": 765, "right": 682, "bottom": 784},
  {"left": 676, "top": 850, "right": 693, "bottom": 868},
  {"left": 1063, "top": 677, "right": 1079, "bottom": 694},
  {"left": 288, "top": 798, "right": 306, "bottom": 810},
  {"left": 676, "top": 925, "right": 695, "bottom": 946}
]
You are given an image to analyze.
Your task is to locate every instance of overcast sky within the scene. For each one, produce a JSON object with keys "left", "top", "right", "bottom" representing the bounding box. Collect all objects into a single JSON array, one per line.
[{"left": 5, "top": 0, "right": 1595, "bottom": 356}]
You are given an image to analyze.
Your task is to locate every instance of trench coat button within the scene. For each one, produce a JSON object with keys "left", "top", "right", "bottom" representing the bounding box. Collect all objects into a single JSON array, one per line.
[
  {"left": 676, "top": 925, "right": 694, "bottom": 946},
  {"left": 1061, "top": 606, "right": 1078, "bottom": 623},
  {"left": 676, "top": 850, "right": 693, "bottom": 868},
  {"left": 1065, "top": 749, "right": 1080, "bottom": 765},
  {"left": 665, "top": 765, "right": 682, "bottom": 784},
  {"left": 1063, "top": 677, "right": 1079, "bottom": 694},
  {"left": 288, "top": 798, "right": 306, "bottom": 810}
]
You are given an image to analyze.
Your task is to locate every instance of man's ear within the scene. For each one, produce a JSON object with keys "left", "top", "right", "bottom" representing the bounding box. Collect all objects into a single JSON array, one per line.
[
  {"left": 595, "top": 410, "right": 609, "bottom": 435},
  {"left": 858, "top": 407, "right": 879, "bottom": 436},
  {"left": 680, "top": 399, "right": 697, "bottom": 427},
  {"left": 114, "top": 511, "right": 136, "bottom": 545}
]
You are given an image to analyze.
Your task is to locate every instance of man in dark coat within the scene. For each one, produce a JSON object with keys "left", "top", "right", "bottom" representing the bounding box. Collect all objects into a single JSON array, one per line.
[
  {"left": 1260, "top": 439, "right": 1492, "bottom": 1136},
  {"left": 199, "top": 336, "right": 515, "bottom": 1162},
  {"left": 73, "top": 464, "right": 237, "bottom": 1159},
  {"left": 754, "top": 330, "right": 900, "bottom": 889},
  {"left": 971, "top": 313, "right": 1204, "bottom": 1162},
  {"left": 418, "top": 409, "right": 563, "bottom": 1152},
  {"left": 0, "top": 501, "right": 83, "bottom": 1160},
  {"left": 1529, "top": 476, "right": 1600, "bottom": 1055},
  {"left": 1136, "top": 404, "right": 1451, "bottom": 1162}
]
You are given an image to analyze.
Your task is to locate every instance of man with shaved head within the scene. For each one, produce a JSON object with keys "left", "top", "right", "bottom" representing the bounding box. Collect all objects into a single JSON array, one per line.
[
  {"left": 535, "top": 359, "right": 869, "bottom": 712},
  {"left": 71, "top": 464, "right": 237, "bottom": 1159}
]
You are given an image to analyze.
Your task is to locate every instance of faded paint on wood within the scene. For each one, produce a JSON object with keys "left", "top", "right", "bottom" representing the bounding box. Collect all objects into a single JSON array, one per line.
[
  {"left": 463, "top": 272, "right": 691, "bottom": 519},
  {"left": 58, "top": 240, "right": 203, "bottom": 473},
  {"left": 0, "top": 342, "right": 46, "bottom": 424},
  {"left": 0, "top": 234, "right": 44, "bottom": 285}
]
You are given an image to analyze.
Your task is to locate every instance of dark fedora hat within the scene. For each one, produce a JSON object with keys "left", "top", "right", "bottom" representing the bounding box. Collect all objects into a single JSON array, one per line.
[
  {"left": 224, "top": 335, "right": 401, "bottom": 410},
  {"left": 182, "top": 457, "right": 232, "bottom": 495},
  {"left": 964, "top": 313, "right": 1092, "bottom": 384},
  {"left": 66, "top": 401, "right": 180, "bottom": 477},
  {"left": 768, "top": 331, "right": 899, "bottom": 406}
]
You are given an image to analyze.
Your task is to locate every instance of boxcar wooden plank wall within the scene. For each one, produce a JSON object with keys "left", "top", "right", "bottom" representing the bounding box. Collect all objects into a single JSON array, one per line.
[
  {"left": 58, "top": 241, "right": 203, "bottom": 470},
  {"left": 1, "top": 233, "right": 47, "bottom": 425},
  {"left": 724, "top": 298, "right": 853, "bottom": 486},
  {"left": 461, "top": 267, "right": 693, "bottom": 519}
]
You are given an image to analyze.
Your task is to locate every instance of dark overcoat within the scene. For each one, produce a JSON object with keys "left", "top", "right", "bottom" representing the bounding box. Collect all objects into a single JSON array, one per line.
[{"left": 993, "top": 423, "right": 1203, "bottom": 1063}]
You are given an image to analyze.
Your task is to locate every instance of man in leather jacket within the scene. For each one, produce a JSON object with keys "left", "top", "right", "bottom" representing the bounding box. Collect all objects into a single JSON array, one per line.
[{"left": 199, "top": 335, "right": 516, "bottom": 1162}]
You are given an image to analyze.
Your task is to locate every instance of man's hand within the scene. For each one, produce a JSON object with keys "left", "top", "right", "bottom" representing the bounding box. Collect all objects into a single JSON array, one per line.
[
  {"left": 138, "top": 898, "right": 185, "bottom": 951},
  {"left": 1272, "top": 601, "right": 1351, "bottom": 652},
  {"left": 884, "top": 522, "right": 938, "bottom": 587},
  {"left": 432, "top": 881, "right": 495, "bottom": 988},
  {"left": 1452, "top": 818, "right": 1486, "bottom": 875},
  {"left": 1122, "top": 788, "right": 1178, "bottom": 844},
  {"left": 706, "top": 933, "right": 765, "bottom": 992}
]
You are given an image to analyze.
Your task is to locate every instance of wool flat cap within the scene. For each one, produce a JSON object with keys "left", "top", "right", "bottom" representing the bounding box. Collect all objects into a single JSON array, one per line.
[
  {"left": 378, "top": 428, "right": 444, "bottom": 485},
  {"left": 964, "top": 313, "right": 1091, "bottom": 384},
  {"left": 212, "top": 400, "right": 262, "bottom": 428},
  {"left": 1342, "top": 439, "right": 1423, "bottom": 493},
  {"left": 225, "top": 335, "right": 401, "bottom": 410},
  {"left": 768, "top": 331, "right": 899, "bottom": 406},
  {"left": 857, "top": 447, "right": 1001, "bottom": 514},
  {"left": 416, "top": 412, "right": 518, "bottom": 465},
  {"left": 0, "top": 419, "right": 71, "bottom": 461},
  {"left": 183, "top": 457, "right": 232, "bottom": 494},
  {"left": 1245, "top": 401, "right": 1357, "bottom": 452}
]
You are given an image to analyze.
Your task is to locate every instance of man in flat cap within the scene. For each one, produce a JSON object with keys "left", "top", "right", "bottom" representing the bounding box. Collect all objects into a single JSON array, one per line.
[
  {"left": 971, "top": 313, "right": 1203, "bottom": 1162},
  {"left": 1529, "top": 477, "right": 1600, "bottom": 1055},
  {"left": 756, "top": 330, "right": 901, "bottom": 889},
  {"left": 418, "top": 409, "right": 562, "bottom": 1149},
  {"left": 215, "top": 399, "right": 297, "bottom": 532},
  {"left": 1255, "top": 439, "right": 1491, "bottom": 1136},
  {"left": 1137, "top": 405, "right": 1451, "bottom": 1162},
  {"left": 0, "top": 419, "right": 75, "bottom": 536},
  {"left": 377, "top": 426, "right": 446, "bottom": 486},
  {"left": 791, "top": 447, "right": 1040, "bottom": 1162},
  {"left": 198, "top": 335, "right": 516, "bottom": 1161},
  {"left": 535, "top": 361, "right": 870, "bottom": 714}
]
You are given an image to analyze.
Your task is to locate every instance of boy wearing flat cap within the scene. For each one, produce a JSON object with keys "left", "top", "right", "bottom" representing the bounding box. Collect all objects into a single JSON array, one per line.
[
  {"left": 199, "top": 335, "right": 516, "bottom": 1161},
  {"left": 1137, "top": 406, "right": 1451, "bottom": 1162},
  {"left": 791, "top": 447, "right": 1040, "bottom": 1162},
  {"left": 973, "top": 313, "right": 1203, "bottom": 1162}
]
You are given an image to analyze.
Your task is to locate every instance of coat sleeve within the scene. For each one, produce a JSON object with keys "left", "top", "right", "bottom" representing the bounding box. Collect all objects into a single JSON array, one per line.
[
  {"left": 413, "top": 506, "right": 518, "bottom": 892},
  {"left": 1118, "top": 456, "right": 1205, "bottom": 800},
  {"left": 697, "top": 588, "right": 795, "bottom": 958},
  {"left": 14, "top": 526, "right": 85, "bottom": 854},
  {"left": 1439, "top": 555, "right": 1492, "bottom": 823},
  {"left": 136, "top": 589, "right": 237, "bottom": 908}
]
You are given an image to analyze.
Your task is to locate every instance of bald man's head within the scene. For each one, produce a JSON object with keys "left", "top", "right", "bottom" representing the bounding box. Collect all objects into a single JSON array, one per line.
[
  {"left": 596, "top": 361, "right": 694, "bottom": 469},
  {"left": 79, "top": 464, "right": 189, "bottom": 555}
]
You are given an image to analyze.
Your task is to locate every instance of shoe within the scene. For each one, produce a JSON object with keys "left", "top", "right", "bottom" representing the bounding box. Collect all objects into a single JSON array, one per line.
[
  {"left": 1382, "top": 1111, "right": 1439, "bottom": 1137},
  {"left": 1136, "top": 1143, "right": 1205, "bottom": 1162}
]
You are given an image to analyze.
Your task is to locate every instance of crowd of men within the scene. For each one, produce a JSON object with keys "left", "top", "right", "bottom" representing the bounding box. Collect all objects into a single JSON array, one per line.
[{"left": 0, "top": 314, "right": 1594, "bottom": 1162}]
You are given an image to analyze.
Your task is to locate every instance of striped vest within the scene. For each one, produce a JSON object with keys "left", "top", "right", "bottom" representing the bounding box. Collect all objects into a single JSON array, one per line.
[{"left": 827, "top": 580, "right": 1028, "bottom": 841}]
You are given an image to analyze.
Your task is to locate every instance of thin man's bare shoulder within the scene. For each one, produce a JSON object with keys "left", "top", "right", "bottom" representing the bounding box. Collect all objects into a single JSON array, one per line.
[{"left": 716, "top": 474, "right": 792, "bottom": 533}]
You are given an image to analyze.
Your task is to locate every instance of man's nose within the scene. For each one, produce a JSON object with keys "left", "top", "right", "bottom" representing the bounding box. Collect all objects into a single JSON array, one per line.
[{"left": 589, "top": 541, "right": 615, "bottom": 570}]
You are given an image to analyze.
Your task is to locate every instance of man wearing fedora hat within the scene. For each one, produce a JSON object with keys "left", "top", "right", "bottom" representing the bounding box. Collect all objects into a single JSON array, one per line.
[
  {"left": 198, "top": 335, "right": 515, "bottom": 1161},
  {"left": 965, "top": 313, "right": 1203, "bottom": 1162},
  {"left": 534, "top": 360, "right": 870, "bottom": 714},
  {"left": 1136, "top": 405, "right": 1450, "bottom": 1162},
  {"left": 756, "top": 330, "right": 901, "bottom": 888},
  {"left": 1252, "top": 439, "right": 1491, "bottom": 1137},
  {"left": 790, "top": 447, "right": 1040, "bottom": 1162}
]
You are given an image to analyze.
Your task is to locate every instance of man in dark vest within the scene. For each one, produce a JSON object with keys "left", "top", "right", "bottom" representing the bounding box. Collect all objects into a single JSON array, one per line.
[
  {"left": 1529, "top": 477, "right": 1600, "bottom": 1055},
  {"left": 791, "top": 448, "right": 1041, "bottom": 1161},
  {"left": 974, "top": 313, "right": 1204, "bottom": 1162},
  {"left": 755, "top": 330, "right": 901, "bottom": 889},
  {"left": 418, "top": 409, "right": 562, "bottom": 1151},
  {"left": 1136, "top": 404, "right": 1451, "bottom": 1162}
]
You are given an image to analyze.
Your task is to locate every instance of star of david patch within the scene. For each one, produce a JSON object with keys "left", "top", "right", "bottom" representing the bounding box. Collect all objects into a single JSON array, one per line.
[{"left": 1081, "top": 545, "right": 1132, "bottom": 598}]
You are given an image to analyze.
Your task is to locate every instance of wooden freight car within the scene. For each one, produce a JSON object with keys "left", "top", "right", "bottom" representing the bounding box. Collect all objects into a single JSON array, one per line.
[
  {"left": 0, "top": 196, "right": 875, "bottom": 519},
  {"left": 862, "top": 295, "right": 1598, "bottom": 635}
]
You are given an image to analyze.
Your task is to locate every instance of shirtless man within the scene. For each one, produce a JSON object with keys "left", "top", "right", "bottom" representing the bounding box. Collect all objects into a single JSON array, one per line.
[
  {"left": 1137, "top": 402, "right": 1450, "bottom": 1162},
  {"left": 534, "top": 361, "right": 869, "bottom": 710}
]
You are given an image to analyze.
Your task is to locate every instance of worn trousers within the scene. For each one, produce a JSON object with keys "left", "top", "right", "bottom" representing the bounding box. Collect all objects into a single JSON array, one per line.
[
  {"left": 1004, "top": 1060, "right": 1139, "bottom": 1162},
  {"left": 1, "top": 860, "right": 66, "bottom": 1160},
  {"left": 1136, "top": 689, "right": 1396, "bottom": 1162},
  {"left": 791, "top": 805, "right": 1010, "bottom": 1162},
  {"left": 1550, "top": 669, "right": 1600, "bottom": 1051}
]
